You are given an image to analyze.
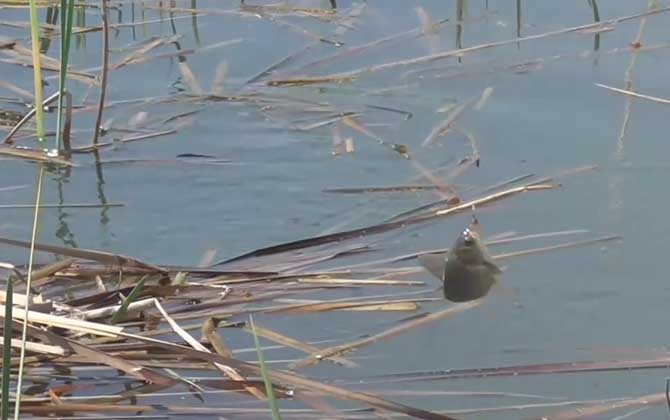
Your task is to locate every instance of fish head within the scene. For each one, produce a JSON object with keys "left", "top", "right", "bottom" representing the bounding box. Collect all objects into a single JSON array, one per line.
[{"left": 450, "top": 227, "right": 488, "bottom": 265}]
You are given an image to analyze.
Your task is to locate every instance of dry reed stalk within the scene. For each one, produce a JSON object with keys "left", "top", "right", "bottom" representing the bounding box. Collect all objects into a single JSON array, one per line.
[
  {"left": 267, "top": 7, "right": 670, "bottom": 84},
  {"left": 241, "top": 323, "right": 357, "bottom": 368},
  {"left": 421, "top": 97, "right": 476, "bottom": 147},
  {"left": 597, "top": 83, "right": 670, "bottom": 105},
  {"left": 0, "top": 236, "right": 165, "bottom": 271},
  {"left": 107, "top": 330, "right": 460, "bottom": 420},
  {"left": 219, "top": 179, "right": 557, "bottom": 266},
  {"left": 7, "top": 338, "right": 65, "bottom": 355},
  {"left": 0, "top": 303, "right": 123, "bottom": 336},
  {"left": 290, "top": 17, "right": 451, "bottom": 75},
  {"left": 152, "top": 299, "right": 267, "bottom": 400},
  {"left": 79, "top": 297, "right": 156, "bottom": 320},
  {"left": 0, "top": 146, "right": 73, "bottom": 166},
  {"left": 110, "top": 34, "right": 182, "bottom": 70},
  {"left": 535, "top": 393, "right": 664, "bottom": 420},
  {"left": 492, "top": 235, "right": 622, "bottom": 260},
  {"left": 435, "top": 184, "right": 555, "bottom": 217},
  {"left": 202, "top": 316, "right": 234, "bottom": 358},
  {"left": 268, "top": 298, "right": 424, "bottom": 314},
  {"left": 410, "top": 158, "right": 458, "bottom": 199},
  {"left": 297, "top": 278, "right": 424, "bottom": 286},
  {"left": 267, "top": 75, "right": 358, "bottom": 86},
  {"left": 290, "top": 300, "right": 482, "bottom": 369},
  {"left": 0, "top": 292, "right": 42, "bottom": 307}
]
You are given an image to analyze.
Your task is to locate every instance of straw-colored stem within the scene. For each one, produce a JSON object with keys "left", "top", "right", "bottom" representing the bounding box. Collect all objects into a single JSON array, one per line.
[
  {"left": 27, "top": 0, "right": 45, "bottom": 143},
  {"left": 13, "top": 165, "right": 45, "bottom": 420}
]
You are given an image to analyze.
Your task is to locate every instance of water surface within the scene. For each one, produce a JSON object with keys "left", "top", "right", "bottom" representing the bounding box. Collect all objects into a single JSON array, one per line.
[{"left": 2, "top": 1, "right": 670, "bottom": 418}]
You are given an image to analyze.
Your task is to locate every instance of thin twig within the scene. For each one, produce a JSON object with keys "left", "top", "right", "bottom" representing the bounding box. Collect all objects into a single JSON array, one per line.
[
  {"left": 3, "top": 91, "right": 59, "bottom": 145},
  {"left": 13, "top": 165, "right": 44, "bottom": 420}
]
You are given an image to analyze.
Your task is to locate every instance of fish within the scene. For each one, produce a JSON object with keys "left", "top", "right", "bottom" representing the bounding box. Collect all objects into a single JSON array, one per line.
[{"left": 418, "top": 221, "right": 501, "bottom": 302}]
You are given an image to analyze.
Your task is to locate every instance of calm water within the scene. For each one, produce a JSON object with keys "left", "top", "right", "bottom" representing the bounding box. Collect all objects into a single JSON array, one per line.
[{"left": 2, "top": 1, "right": 670, "bottom": 418}]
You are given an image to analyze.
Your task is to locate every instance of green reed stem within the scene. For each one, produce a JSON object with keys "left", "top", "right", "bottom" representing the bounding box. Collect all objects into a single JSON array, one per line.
[
  {"left": 111, "top": 276, "right": 147, "bottom": 324},
  {"left": 27, "top": 0, "right": 45, "bottom": 144},
  {"left": 250, "top": 315, "right": 282, "bottom": 420}
]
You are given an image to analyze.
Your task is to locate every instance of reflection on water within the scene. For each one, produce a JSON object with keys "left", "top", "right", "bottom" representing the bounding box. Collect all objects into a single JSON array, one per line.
[
  {"left": 75, "top": 5, "right": 86, "bottom": 49},
  {"left": 616, "top": 0, "right": 656, "bottom": 160},
  {"left": 54, "top": 168, "right": 78, "bottom": 248},
  {"left": 516, "top": 0, "right": 522, "bottom": 48},
  {"left": 93, "top": 151, "right": 111, "bottom": 228},
  {"left": 131, "top": 1, "right": 137, "bottom": 40},
  {"left": 40, "top": 6, "right": 59, "bottom": 53},
  {"left": 191, "top": 0, "right": 201, "bottom": 46},
  {"left": 589, "top": 0, "right": 601, "bottom": 51},
  {"left": 456, "top": 0, "right": 465, "bottom": 53}
]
